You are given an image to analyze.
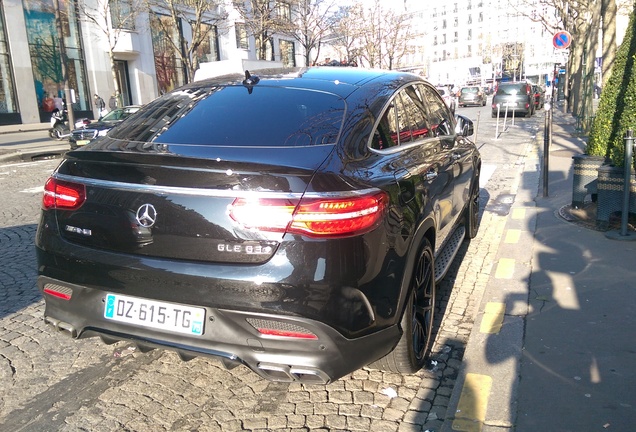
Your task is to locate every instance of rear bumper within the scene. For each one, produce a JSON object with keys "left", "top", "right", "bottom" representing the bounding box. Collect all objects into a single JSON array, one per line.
[{"left": 38, "top": 275, "right": 401, "bottom": 383}]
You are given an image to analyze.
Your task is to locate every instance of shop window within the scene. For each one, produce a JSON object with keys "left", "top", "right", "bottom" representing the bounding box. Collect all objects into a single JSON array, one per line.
[
  {"left": 23, "top": 0, "right": 90, "bottom": 122},
  {"left": 235, "top": 23, "right": 249, "bottom": 50},
  {"left": 150, "top": 14, "right": 186, "bottom": 95},
  {"left": 195, "top": 24, "right": 220, "bottom": 63},
  {"left": 0, "top": 10, "right": 18, "bottom": 120},
  {"left": 279, "top": 40, "right": 295, "bottom": 67}
]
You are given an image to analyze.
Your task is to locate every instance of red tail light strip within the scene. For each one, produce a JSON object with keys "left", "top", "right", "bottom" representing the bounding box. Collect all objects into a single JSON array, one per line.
[{"left": 228, "top": 191, "right": 388, "bottom": 238}]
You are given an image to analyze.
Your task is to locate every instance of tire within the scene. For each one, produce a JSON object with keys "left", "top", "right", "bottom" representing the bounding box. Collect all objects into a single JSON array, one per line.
[
  {"left": 465, "top": 174, "right": 480, "bottom": 239},
  {"left": 369, "top": 239, "right": 436, "bottom": 373},
  {"left": 52, "top": 125, "right": 65, "bottom": 140}
]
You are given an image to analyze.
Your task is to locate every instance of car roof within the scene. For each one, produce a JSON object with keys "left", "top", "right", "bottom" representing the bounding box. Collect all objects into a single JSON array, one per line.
[{"left": 189, "top": 67, "right": 424, "bottom": 99}]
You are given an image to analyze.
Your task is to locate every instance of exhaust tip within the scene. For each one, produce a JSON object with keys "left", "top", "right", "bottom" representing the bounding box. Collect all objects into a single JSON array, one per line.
[
  {"left": 257, "top": 363, "right": 330, "bottom": 384},
  {"left": 44, "top": 316, "right": 78, "bottom": 338}
]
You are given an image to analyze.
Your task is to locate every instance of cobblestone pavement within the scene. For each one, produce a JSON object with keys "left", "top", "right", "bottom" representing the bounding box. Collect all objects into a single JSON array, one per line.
[{"left": 0, "top": 123, "right": 533, "bottom": 431}]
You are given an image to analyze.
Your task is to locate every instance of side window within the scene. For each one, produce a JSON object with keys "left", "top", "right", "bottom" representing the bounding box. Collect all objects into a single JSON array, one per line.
[
  {"left": 395, "top": 94, "right": 413, "bottom": 144},
  {"left": 418, "top": 84, "right": 454, "bottom": 137},
  {"left": 371, "top": 102, "right": 399, "bottom": 150},
  {"left": 402, "top": 86, "right": 431, "bottom": 140}
]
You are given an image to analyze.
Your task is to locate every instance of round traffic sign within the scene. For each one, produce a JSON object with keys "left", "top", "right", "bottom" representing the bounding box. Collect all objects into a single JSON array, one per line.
[{"left": 553, "top": 31, "right": 572, "bottom": 49}]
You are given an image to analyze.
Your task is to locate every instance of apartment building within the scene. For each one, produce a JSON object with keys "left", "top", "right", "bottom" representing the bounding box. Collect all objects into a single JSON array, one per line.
[{"left": 403, "top": 0, "right": 556, "bottom": 87}]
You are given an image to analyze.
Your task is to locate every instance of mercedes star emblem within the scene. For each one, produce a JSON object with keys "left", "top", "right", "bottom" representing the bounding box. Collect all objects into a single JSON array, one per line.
[{"left": 136, "top": 204, "right": 157, "bottom": 228}]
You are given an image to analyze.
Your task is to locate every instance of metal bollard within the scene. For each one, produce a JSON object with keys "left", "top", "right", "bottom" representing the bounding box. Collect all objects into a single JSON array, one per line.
[
  {"left": 620, "top": 129, "right": 635, "bottom": 236},
  {"left": 495, "top": 104, "right": 501, "bottom": 139},
  {"left": 503, "top": 104, "right": 509, "bottom": 131},
  {"left": 543, "top": 101, "right": 552, "bottom": 197}
]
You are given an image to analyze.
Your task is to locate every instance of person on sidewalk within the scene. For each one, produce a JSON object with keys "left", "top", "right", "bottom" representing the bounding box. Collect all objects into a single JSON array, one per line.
[
  {"left": 108, "top": 94, "right": 117, "bottom": 111},
  {"left": 94, "top": 94, "right": 107, "bottom": 118}
]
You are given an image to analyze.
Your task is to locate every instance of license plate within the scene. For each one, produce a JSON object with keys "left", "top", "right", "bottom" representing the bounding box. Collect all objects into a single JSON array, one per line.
[
  {"left": 104, "top": 293, "right": 205, "bottom": 336},
  {"left": 504, "top": 102, "right": 517, "bottom": 107},
  {"left": 76, "top": 140, "right": 91, "bottom": 146}
]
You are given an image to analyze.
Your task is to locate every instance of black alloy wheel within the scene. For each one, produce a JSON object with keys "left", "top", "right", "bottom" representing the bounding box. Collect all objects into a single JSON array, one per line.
[{"left": 370, "top": 239, "right": 436, "bottom": 373}]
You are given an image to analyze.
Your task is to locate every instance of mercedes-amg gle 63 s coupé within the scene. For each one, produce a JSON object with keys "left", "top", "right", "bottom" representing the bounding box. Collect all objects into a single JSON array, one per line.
[{"left": 36, "top": 67, "right": 481, "bottom": 384}]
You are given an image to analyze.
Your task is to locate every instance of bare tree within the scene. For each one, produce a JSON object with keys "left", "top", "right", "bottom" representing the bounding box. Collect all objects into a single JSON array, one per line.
[
  {"left": 281, "top": 0, "right": 336, "bottom": 66},
  {"left": 381, "top": 7, "right": 414, "bottom": 70},
  {"left": 76, "top": 0, "right": 142, "bottom": 106},
  {"left": 146, "top": 0, "right": 228, "bottom": 83},
  {"left": 327, "top": 0, "right": 414, "bottom": 70},
  {"left": 232, "top": 0, "right": 290, "bottom": 61},
  {"left": 325, "top": 4, "right": 364, "bottom": 65}
]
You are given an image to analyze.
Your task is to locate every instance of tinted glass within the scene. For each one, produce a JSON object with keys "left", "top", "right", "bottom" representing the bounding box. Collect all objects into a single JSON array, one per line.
[
  {"left": 111, "top": 86, "right": 345, "bottom": 147},
  {"left": 395, "top": 94, "right": 413, "bottom": 144},
  {"left": 372, "top": 102, "right": 399, "bottom": 150},
  {"left": 419, "top": 84, "right": 453, "bottom": 137},
  {"left": 496, "top": 84, "right": 527, "bottom": 96},
  {"left": 402, "top": 86, "right": 431, "bottom": 140}
]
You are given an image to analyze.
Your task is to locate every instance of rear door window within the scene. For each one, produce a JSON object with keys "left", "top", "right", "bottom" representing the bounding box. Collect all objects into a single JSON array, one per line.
[
  {"left": 417, "top": 84, "right": 454, "bottom": 137},
  {"left": 371, "top": 84, "right": 434, "bottom": 150}
]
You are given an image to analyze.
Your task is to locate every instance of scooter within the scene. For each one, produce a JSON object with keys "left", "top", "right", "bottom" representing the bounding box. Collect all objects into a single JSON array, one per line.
[
  {"left": 48, "top": 108, "right": 90, "bottom": 140},
  {"left": 48, "top": 108, "right": 69, "bottom": 140}
]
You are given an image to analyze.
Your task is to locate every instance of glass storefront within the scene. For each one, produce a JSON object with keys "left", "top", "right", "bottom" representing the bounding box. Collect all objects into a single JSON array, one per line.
[
  {"left": 23, "top": 0, "right": 91, "bottom": 122},
  {"left": 150, "top": 14, "right": 185, "bottom": 95},
  {"left": 0, "top": 8, "right": 19, "bottom": 125}
]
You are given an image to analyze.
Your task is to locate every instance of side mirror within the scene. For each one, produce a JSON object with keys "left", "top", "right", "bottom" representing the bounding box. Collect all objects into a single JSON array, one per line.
[{"left": 454, "top": 114, "right": 474, "bottom": 137}]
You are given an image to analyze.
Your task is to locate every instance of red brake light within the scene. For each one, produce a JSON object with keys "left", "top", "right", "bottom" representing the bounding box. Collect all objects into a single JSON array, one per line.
[
  {"left": 228, "top": 191, "right": 388, "bottom": 238},
  {"left": 43, "top": 177, "right": 86, "bottom": 210}
]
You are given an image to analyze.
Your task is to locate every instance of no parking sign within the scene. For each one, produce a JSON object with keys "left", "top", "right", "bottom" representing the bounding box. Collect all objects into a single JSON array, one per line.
[{"left": 553, "top": 31, "right": 572, "bottom": 49}]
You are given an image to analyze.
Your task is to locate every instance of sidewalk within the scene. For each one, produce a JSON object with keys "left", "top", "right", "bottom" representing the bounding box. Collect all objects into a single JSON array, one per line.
[
  {"left": 443, "top": 104, "right": 636, "bottom": 431},
  {"left": 0, "top": 122, "right": 50, "bottom": 135},
  {"left": 0, "top": 122, "right": 68, "bottom": 163}
]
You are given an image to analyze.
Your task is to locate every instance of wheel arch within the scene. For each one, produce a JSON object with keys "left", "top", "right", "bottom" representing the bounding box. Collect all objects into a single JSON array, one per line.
[{"left": 394, "top": 217, "right": 436, "bottom": 322}]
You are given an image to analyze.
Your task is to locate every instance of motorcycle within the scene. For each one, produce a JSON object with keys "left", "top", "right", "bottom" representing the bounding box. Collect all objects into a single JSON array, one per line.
[{"left": 48, "top": 108, "right": 90, "bottom": 141}]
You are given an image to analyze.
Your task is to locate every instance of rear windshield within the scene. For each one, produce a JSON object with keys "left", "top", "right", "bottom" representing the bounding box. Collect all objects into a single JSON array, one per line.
[
  {"left": 109, "top": 86, "right": 346, "bottom": 147},
  {"left": 461, "top": 87, "right": 479, "bottom": 94},
  {"left": 496, "top": 85, "right": 527, "bottom": 96}
]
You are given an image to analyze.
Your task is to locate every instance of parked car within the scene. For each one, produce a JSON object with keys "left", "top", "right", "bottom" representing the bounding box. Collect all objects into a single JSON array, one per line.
[
  {"left": 491, "top": 82, "right": 535, "bottom": 117},
  {"left": 36, "top": 67, "right": 481, "bottom": 384},
  {"left": 436, "top": 86, "right": 457, "bottom": 114},
  {"left": 69, "top": 105, "right": 141, "bottom": 150},
  {"left": 532, "top": 84, "right": 545, "bottom": 110},
  {"left": 458, "top": 86, "right": 487, "bottom": 107}
]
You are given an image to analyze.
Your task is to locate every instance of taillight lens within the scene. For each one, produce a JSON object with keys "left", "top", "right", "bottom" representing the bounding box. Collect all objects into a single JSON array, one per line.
[
  {"left": 228, "top": 191, "right": 388, "bottom": 238},
  {"left": 43, "top": 177, "right": 86, "bottom": 210}
]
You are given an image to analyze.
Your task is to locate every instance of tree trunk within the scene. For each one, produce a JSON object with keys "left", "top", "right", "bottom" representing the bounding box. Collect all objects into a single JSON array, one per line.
[
  {"left": 109, "top": 48, "right": 122, "bottom": 107},
  {"left": 601, "top": 0, "right": 617, "bottom": 87}
]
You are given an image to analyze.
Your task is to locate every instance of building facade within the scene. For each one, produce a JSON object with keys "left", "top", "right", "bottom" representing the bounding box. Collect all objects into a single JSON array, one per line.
[{"left": 0, "top": 0, "right": 301, "bottom": 126}]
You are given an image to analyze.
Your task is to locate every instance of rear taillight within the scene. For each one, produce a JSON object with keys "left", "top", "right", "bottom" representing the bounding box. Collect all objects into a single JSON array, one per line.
[
  {"left": 43, "top": 177, "right": 86, "bottom": 210},
  {"left": 228, "top": 191, "right": 388, "bottom": 238}
]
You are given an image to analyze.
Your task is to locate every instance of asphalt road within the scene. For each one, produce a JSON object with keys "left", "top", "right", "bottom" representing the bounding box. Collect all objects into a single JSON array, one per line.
[{"left": 0, "top": 103, "right": 544, "bottom": 431}]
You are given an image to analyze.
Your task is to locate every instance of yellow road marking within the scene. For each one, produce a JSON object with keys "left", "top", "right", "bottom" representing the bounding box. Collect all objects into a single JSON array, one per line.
[
  {"left": 511, "top": 208, "right": 526, "bottom": 220},
  {"left": 504, "top": 229, "right": 520, "bottom": 244},
  {"left": 452, "top": 373, "right": 493, "bottom": 432},
  {"left": 494, "top": 258, "right": 515, "bottom": 279},
  {"left": 480, "top": 302, "right": 506, "bottom": 334}
]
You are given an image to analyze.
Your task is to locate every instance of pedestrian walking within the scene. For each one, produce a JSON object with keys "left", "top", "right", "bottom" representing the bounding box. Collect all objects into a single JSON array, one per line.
[{"left": 94, "top": 94, "right": 107, "bottom": 118}]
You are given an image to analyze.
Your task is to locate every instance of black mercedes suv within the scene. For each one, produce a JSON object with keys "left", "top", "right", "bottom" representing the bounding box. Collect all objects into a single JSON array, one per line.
[{"left": 36, "top": 67, "right": 481, "bottom": 384}]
